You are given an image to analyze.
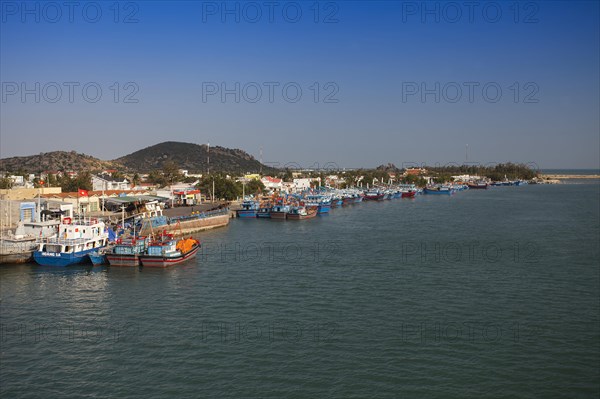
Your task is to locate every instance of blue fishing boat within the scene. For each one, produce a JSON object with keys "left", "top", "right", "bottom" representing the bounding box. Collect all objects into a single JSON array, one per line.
[
  {"left": 330, "top": 195, "right": 342, "bottom": 207},
  {"left": 236, "top": 200, "right": 259, "bottom": 218},
  {"left": 306, "top": 195, "right": 331, "bottom": 214},
  {"left": 256, "top": 206, "right": 272, "bottom": 218},
  {"left": 33, "top": 218, "right": 109, "bottom": 266},
  {"left": 89, "top": 249, "right": 109, "bottom": 265}
]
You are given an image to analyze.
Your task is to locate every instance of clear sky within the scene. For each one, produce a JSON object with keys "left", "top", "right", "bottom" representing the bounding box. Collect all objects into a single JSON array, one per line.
[{"left": 1, "top": 0, "right": 599, "bottom": 169}]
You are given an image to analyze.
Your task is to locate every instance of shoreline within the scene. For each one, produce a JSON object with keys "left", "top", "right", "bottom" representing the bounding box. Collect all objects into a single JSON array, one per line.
[{"left": 540, "top": 174, "right": 600, "bottom": 179}]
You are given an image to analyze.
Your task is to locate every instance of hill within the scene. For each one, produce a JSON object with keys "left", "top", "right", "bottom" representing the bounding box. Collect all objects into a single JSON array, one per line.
[
  {"left": 0, "top": 151, "right": 119, "bottom": 174},
  {"left": 115, "top": 141, "right": 272, "bottom": 174},
  {"left": 0, "top": 142, "right": 275, "bottom": 175}
]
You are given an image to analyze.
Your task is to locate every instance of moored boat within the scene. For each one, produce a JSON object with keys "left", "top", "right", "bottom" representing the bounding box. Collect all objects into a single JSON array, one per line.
[
  {"left": 424, "top": 186, "right": 453, "bottom": 195},
  {"left": 401, "top": 190, "right": 417, "bottom": 198},
  {"left": 286, "top": 206, "right": 318, "bottom": 220},
  {"left": 270, "top": 203, "right": 289, "bottom": 219},
  {"left": 89, "top": 248, "right": 110, "bottom": 266},
  {"left": 236, "top": 200, "right": 259, "bottom": 218},
  {"left": 106, "top": 237, "right": 150, "bottom": 267},
  {"left": 0, "top": 220, "right": 60, "bottom": 264},
  {"left": 256, "top": 206, "right": 272, "bottom": 218},
  {"left": 33, "top": 218, "right": 109, "bottom": 266},
  {"left": 138, "top": 236, "right": 200, "bottom": 268},
  {"left": 467, "top": 182, "right": 488, "bottom": 189},
  {"left": 363, "top": 190, "right": 385, "bottom": 201}
]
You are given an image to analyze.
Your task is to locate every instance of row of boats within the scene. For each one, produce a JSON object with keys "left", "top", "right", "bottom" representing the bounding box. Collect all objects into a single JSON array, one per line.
[
  {"left": 236, "top": 184, "right": 419, "bottom": 219},
  {"left": 236, "top": 180, "right": 529, "bottom": 219},
  {"left": 26, "top": 217, "right": 200, "bottom": 268}
]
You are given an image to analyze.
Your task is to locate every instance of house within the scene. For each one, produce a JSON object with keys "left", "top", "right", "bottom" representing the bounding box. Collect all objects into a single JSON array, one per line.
[
  {"left": 292, "top": 178, "right": 320, "bottom": 192},
  {"left": 92, "top": 174, "right": 130, "bottom": 191},
  {"left": 404, "top": 168, "right": 427, "bottom": 176},
  {"left": 244, "top": 174, "right": 261, "bottom": 181},
  {"left": 261, "top": 176, "right": 283, "bottom": 191}
]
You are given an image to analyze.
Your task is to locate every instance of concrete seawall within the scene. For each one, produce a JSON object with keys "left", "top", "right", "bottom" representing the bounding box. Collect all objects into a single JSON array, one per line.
[{"left": 140, "top": 213, "right": 230, "bottom": 236}]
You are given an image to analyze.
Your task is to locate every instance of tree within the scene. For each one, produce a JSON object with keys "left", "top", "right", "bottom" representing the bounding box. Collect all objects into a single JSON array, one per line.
[
  {"left": 0, "top": 176, "right": 12, "bottom": 189},
  {"left": 111, "top": 170, "right": 125, "bottom": 180},
  {"left": 163, "top": 161, "right": 183, "bottom": 185},
  {"left": 147, "top": 170, "right": 166, "bottom": 186},
  {"left": 246, "top": 179, "right": 265, "bottom": 195},
  {"left": 132, "top": 173, "right": 141, "bottom": 187},
  {"left": 197, "top": 174, "right": 241, "bottom": 201},
  {"left": 59, "top": 172, "right": 92, "bottom": 192}
]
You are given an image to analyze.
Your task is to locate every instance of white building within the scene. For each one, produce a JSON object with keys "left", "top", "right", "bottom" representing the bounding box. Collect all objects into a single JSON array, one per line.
[
  {"left": 261, "top": 176, "right": 283, "bottom": 191},
  {"left": 92, "top": 174, "right": 130, "bottom": 191}
]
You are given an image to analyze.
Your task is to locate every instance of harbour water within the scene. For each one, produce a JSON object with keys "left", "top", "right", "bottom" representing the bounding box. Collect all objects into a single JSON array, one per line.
[{"left": 1, "top": 183, "right": 599, "bottom": 398}]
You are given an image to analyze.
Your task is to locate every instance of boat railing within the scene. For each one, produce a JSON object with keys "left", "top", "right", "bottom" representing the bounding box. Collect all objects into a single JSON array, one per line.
[{"left": 37, "top": 236, "right": 92, "bottom": 245}]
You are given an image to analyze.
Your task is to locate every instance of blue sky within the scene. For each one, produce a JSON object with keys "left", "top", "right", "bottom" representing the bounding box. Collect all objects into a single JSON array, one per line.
[{"left": 1, "top": 0, "right": 599, "bottom": 169}]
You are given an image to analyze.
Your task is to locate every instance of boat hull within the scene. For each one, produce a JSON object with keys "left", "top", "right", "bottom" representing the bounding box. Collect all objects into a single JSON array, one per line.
[
  {"left": 106, "top": 254, "right": 141, "bottom": 267},
  {"left": 139, "top": 244, "right": 200, "bottom": 268},
  {"left": 317, "top": 204, "right": 331, "bottom": 214},
  {"left": 256, "top": 212, "right": 271, "bottom": 218},
  {"left": 467, "top": 184, "right": 488, "bottom": 189},
  {"left": 0, "top": 252, "right": 34, "bottom": 264},
  {"left": 33, "top": 247, "right": 99, "bottom": 267},
  {"left": 89, "top": 252, "right": 108, "bottom": 266},
  {"left": 364, "top": 194, "right": 385, "bottom": 201},
  {"left": 424, "top": 188, "right": 453, "bottom": 195},
  {"left": 270, "top": 212, "right": 287, "bottom": 219},
  {"left": 236, "top": 210, "right": 257, "bottom": 218},
  {"left": 401, "top": 191, "right": 416, "bottom": 198}
]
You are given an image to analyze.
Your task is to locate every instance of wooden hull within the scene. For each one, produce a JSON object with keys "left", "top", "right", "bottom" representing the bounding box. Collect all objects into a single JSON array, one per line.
[
  {"left": 270, "top": 212, "right": 287, "bottom": 219},
  {"left": 106, "top": 254, "right": 141, "bottom": 267},
  {"left": 0, "top": 252, "right": 33, "bottom": 264},
  {"left": 286, "top": 209, "right": 318, "bottom": 220},
  {"left": 139, "top": 244, "right": 200, "bottom": 268}
]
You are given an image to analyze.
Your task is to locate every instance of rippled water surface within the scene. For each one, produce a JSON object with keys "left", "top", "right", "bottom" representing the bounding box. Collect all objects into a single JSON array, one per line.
[{"left": 1, "top": 184, "right": 599, "bottom": 398}]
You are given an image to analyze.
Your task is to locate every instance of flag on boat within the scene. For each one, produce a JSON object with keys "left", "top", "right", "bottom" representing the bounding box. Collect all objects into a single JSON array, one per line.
[{"left": 78, "top": 189, "right": 89, "bottom": 197}]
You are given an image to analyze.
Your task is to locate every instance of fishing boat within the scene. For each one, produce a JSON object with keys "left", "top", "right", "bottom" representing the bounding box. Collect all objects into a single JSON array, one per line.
[
  {"left": 341, "top": 194, "right": 355, "bottom": 206},
  {"left": 0, "top": 220, "right": 60, "bottom": 264},
  {"left": 306, "top": 195, "right": 331, "bottom": 214},
  {"left": 256, "top": 206, "right": 272, "bottom": 218},
  {"left": 363, "top": 190, "right": 385, "bottom": 201},
  {"left": 467, "top": 182, "right": 488, "bottom": 189},
  {"left": 424, "top": 186, "right": 453, "bottom": 195},
  {"left": 330, "top": 195, "right": 342, "bottom": 208},
  {"left": 106, "top": 237, "right": 150, "bottom": 267},
  {"left": 89, "top": 248, "right": 110, "bottom": 266},
  {"left": 138, "top": 236, "right": 200, "bottom": 268},
  {"left": 270, "top": 203, "right": 290, "bottom": 219},
  {"left": 236, "top": 200, "right": 259, "bottom": 218},
  {"left": 286, "top": 206, "right": 318, "bottom": 220},
  {"left": 401, "top": 190, "right": 417, "bottom": 198},
  {"left": 33, "top": 218, "right": 109, "bottom": 266}
]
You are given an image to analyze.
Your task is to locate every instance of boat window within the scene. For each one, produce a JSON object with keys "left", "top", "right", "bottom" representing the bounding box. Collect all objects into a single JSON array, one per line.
[{"left": 65, "top": 246, "right": 70, "bottom": 252}]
